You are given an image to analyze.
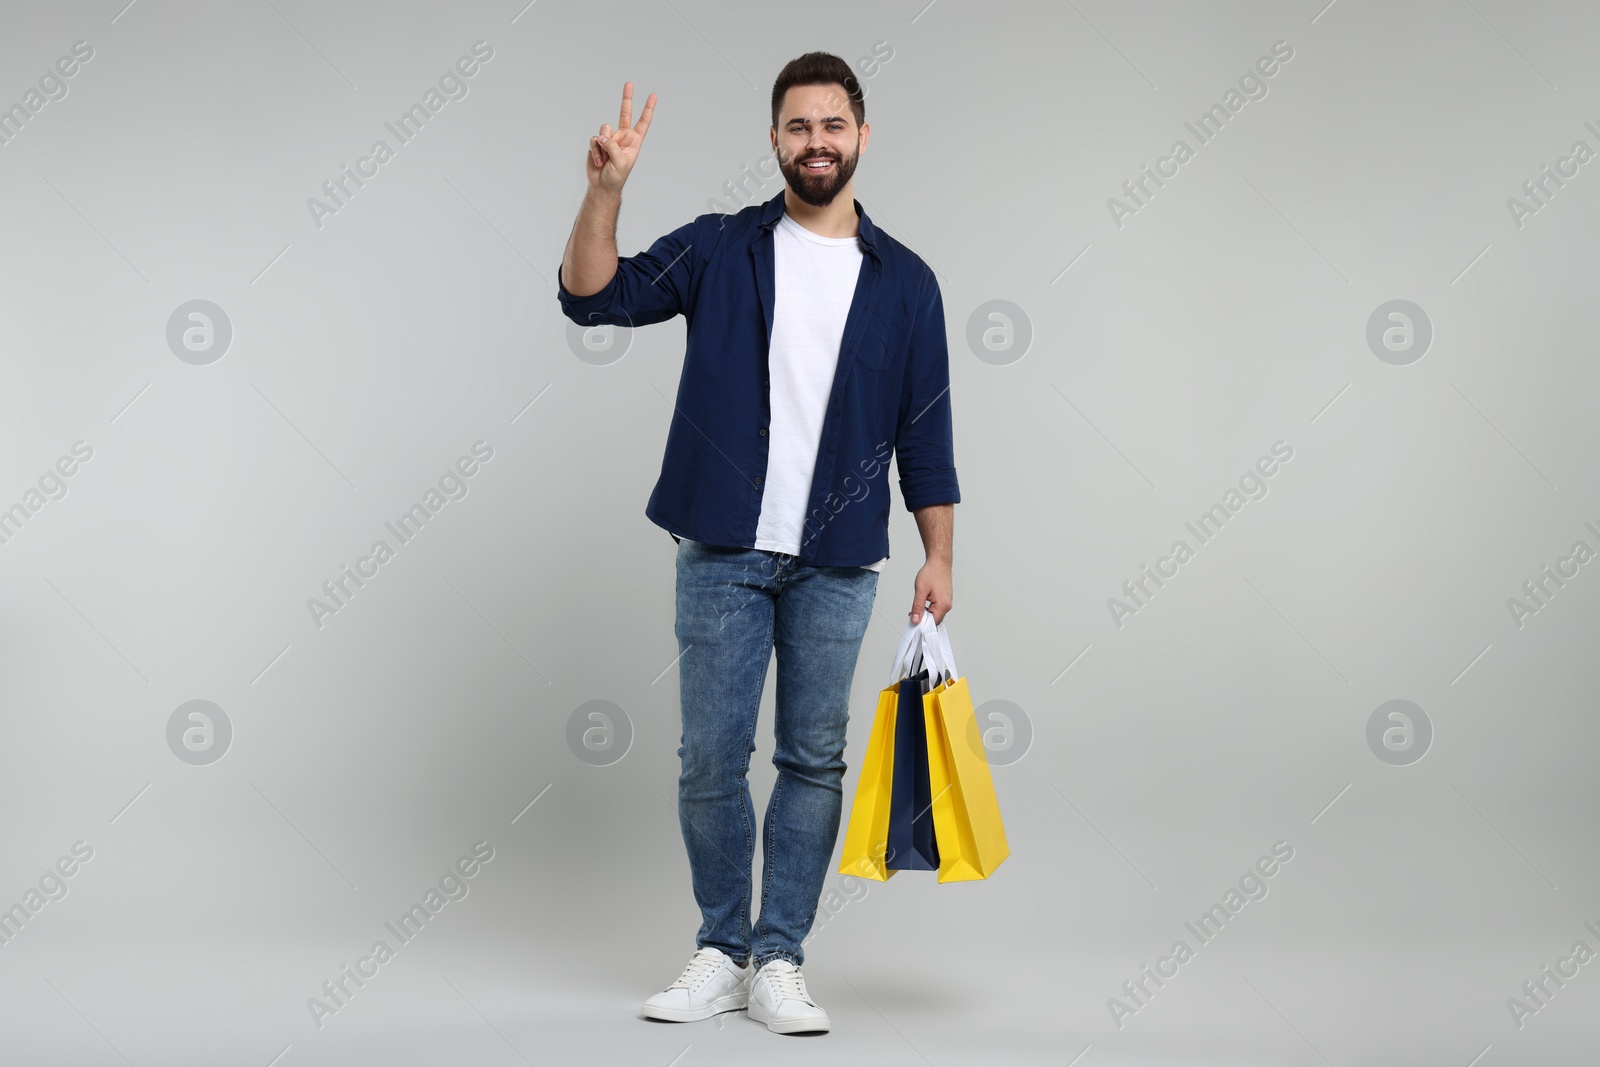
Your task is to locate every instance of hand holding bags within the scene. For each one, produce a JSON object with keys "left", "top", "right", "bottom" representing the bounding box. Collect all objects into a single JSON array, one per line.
[{"left": 838, "top": 613, "right": 1010, "bottom": 883}]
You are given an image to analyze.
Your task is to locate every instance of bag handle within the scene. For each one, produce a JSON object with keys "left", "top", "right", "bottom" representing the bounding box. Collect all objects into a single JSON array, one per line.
[
  {"left": 889, "top": 613, "right": 961, "bottom": 686},
  {"left": 886, "top": 618, "right": 921, "bottom": 685},
  {"left": 914, "top": 612, "right": 958, "bottom": 683},
  {"left": 934, "top": 616, "right": 959, "bottom": 680}
]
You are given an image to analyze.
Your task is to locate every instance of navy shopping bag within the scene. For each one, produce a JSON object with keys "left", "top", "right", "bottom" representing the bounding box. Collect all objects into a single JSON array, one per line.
[{"left": 886, "top": 660, "right": 939, "bottom": 871}]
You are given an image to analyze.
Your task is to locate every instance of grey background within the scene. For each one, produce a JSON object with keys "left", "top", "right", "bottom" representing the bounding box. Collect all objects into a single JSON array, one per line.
[{"left": 3, "top": 0, "right": 1598, "bottom": 1063}]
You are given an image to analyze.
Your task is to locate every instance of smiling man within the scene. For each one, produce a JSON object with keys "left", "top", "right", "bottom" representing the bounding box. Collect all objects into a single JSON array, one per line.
[{"left": 556, "top": 51, "right": 959, "bottom": 1036}]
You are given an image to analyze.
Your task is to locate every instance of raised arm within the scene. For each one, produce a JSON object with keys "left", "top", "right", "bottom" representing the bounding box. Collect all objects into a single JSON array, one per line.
[{"left": 560, "top": 82, "right": 657, "bottom": 298}]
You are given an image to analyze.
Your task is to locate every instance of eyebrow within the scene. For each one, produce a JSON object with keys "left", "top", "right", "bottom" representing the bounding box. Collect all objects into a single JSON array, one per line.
[{"left": 785, "top": 115, "right": 849, "bottom": 126}]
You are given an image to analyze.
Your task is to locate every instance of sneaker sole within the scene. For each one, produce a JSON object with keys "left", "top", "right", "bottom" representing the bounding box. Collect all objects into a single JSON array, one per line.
[
  {"left": 747, "top": 998, "right": 831, "bottom": 1034},
  {"left": 640, "top": 991, "right": 749, "bottom": 1022}
]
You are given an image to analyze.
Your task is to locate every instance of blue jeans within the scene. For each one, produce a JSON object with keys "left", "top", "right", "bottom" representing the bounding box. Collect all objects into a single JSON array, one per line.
[{"left": 673, "top": 537, "right": 880, "bottom": 970}]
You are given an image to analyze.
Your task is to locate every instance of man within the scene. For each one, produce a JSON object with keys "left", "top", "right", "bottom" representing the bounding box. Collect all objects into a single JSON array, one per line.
[{"left": 556, "top": 51, "right": 959, "bottom": 1035}]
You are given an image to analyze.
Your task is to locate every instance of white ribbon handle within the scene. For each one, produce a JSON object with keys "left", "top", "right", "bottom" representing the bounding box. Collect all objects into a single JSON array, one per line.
[
  {"left": 934, "top": 616, "right": 959, "bottom": 680},
  {"left": 886, "top": 618, "right": 921, "bottom": 686},
  {"left": 914, "top": 612, "right": 959, "bottom": 683},
  {"left": 888, "top": 614, "right": 962, "bottom": 686}
]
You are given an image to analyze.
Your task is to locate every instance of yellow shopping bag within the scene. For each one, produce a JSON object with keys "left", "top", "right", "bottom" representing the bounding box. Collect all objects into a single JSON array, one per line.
[
  {"left": 919, "top": 616, "right": 1010, "bottom": 882},
  {"left": 837, "top": 621, "right": 924, "bottom": 881},
  {"left": 837, "top": 684, "right": 900, "bottom": 881}
]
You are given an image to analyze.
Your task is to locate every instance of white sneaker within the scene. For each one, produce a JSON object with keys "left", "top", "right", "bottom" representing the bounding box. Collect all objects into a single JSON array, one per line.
[
  {"left": 746, "top": 959, "right": 830, "bottom": 1034},
  {"left": 640, "top": 947, "right": 751, "bottom": 1022}
]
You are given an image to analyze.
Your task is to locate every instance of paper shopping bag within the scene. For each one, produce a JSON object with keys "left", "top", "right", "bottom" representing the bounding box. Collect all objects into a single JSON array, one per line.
[
  {"left": 837, "top": 683, "right": 901, "bottom": 882},
  {"left": 893, "top": 611, "right": 1010, "bottom": 882},
  {"left": 838, "top": 612, "right": 929, "bottom": 880},
  {"left": 886, "top": 663, "right": 940, "bottom": 871},
  {"left": 923, "top": 626, "right": 1010, "bottom": 882}
]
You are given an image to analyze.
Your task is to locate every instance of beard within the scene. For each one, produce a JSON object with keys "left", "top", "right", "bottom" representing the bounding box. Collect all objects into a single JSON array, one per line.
[{"left": 778, "top": 138, "right": 861, "bottom": 207}]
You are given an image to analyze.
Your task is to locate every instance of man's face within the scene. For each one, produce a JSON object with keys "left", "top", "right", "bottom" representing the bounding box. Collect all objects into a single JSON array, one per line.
[{"left": 772, "top": 83, "right": 866, "bottom": 207}]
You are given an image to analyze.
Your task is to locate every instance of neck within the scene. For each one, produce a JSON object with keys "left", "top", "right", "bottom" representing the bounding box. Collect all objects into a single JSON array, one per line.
[{"left": 783, "top": 186, "right": 859, "bottom": 238}]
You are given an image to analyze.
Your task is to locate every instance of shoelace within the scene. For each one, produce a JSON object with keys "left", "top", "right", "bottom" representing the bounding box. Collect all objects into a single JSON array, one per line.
[
  {"left": 760, "top": 965, "right": 815, "bottom": 1005},
  {"left": 667, "top": 949, "right": 729, "bottom": 991}
]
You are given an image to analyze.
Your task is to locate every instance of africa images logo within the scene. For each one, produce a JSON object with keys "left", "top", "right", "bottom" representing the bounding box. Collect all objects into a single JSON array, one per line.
[
  {"left": 306, "top": 441, "right": 494, "bottom": 629},
  {"left": 1106, "top": 39, "right": 1295, "bottom": 228},
  {"left": 1107, "top": 441, "right": 1294, "bottom": 628},
  {"left": 306, "top": 841, "right": 495, "bottom": 1029},
  {"left": 306, "top": 41, "right": 494, "bottom": 229}
]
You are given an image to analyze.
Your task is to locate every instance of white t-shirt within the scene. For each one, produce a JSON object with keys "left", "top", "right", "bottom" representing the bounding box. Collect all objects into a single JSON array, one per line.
[{"left": 754, "top": 212, "right": 888, "bottom": 572}]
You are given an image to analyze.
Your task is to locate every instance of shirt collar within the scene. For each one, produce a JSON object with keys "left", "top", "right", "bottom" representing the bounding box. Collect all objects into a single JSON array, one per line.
[{"left": 758, "top": 188, "right": 881, "bottom": 262}]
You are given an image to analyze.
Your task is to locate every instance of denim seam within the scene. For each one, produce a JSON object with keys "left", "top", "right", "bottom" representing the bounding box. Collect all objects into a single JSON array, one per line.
[
  {"left": 739, "top": 591, "right": 774, "bottom": 959},
  {"left": 752, "top": 588, "right": 784, "bottom": 961},
  {"left": 754, "top": 754, "right": 785, "bottom": 959}
]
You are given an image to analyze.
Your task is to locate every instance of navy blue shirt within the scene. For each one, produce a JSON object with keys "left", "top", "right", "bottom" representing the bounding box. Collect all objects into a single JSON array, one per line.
[{"left": 556, "top": 189, "right": 959, "bottom": 567}]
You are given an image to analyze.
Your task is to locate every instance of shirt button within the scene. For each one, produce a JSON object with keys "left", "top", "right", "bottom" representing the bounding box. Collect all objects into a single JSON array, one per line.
[
  {"left": 759, "top": 427, "right": 767, "bottom": 436},
  {"left": 754, "top": 475, "right": 763, "bottom": 485}
]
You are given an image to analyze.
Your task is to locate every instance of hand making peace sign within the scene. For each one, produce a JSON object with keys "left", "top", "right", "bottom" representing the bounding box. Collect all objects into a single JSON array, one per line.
[{"left": 588, "top": 82, "right": 657, "bottom": 194}]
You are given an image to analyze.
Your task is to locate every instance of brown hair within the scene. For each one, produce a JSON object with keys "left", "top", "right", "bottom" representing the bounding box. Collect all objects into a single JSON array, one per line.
[{"left": 770, "top": 51, "right": 864, "bottom": 133}]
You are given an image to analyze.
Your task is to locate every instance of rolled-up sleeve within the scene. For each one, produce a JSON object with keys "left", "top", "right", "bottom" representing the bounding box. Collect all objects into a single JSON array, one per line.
[
  {"left": 894, "top": 268, "right": 961, "bottom": 511},
  {"left": 556, "top": 217, "right": 698, "bottom": 328}
]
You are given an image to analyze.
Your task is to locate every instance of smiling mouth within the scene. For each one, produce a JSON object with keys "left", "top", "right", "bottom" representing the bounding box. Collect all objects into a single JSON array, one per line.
[{"left": 801, "top": 158, "right": 836, "bottom": 172}]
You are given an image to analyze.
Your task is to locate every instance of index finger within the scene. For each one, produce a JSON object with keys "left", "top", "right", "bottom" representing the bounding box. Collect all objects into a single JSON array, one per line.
[
  {"left": 618, "top": 82, "right": 634, "bottom": 129},
  {"left": 633, "top": 92, "right": 658, "bottom": 139}
]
